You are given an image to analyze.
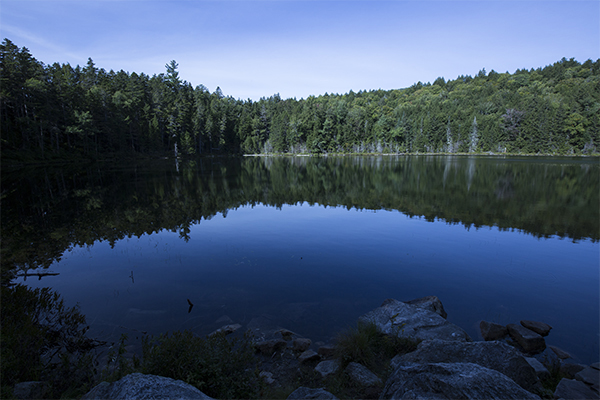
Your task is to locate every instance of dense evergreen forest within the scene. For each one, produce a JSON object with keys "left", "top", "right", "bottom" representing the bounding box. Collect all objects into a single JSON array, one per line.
[{"left": 1, "top": 38, "right": 599, "bottom": 162}]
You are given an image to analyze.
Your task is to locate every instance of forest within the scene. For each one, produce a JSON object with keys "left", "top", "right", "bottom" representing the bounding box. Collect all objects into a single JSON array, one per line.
[{"left": 1, "top": 38, "right": 599, "bottom": 162}]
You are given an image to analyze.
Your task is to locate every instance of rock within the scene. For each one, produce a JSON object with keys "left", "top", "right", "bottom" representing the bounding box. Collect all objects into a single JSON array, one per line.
[
  {"left": 298, "top": 349, "right": 320, "bottom": 363},
  {"left": 81, "top": 373, "right": 213, "bottom": 399},
  {"left": 393, "top": 339, "right": 539, "bottom": 392},
  {"left": 345, "top": 362, "right": 382, "bottom": 387},
  {"left": 507, "top": 323, "right": 546, "bottom": 354},
  {"left": 525, "top": 357, "right": 550, "bottom": 381},
  {"left": 553, "top": 378, "right": 598, "bottom": 400},
  {"left": 209, "top": 323, "right": 241, "bottom": 337},
  {"left": 575, "top": 366, "right": 600, "bottom": 388},
  {"left": 381, "top": 362, "right": 540, "bottom": 399},
  {"left": 255, "top": 339, "right": 287, "bottom": 355},
  {"left": 315, "top": 359, "right": 340, "bottom": 377},
  {"left": 317, "top": 345, "right": 336, "bottom": 358},
  {"left": 592, "top": 362, "right": 600, "bottom": 371},
  {"left": 278, "top": 329, "right": 295, "bottom": 341},
  {"left": 287, "top": 387, "right": 339, "bottom": 399},
  {"left": 13, "top": 381, "right": 47, "bottom": 399},
  {"left": 259, "top": 371, "right": 275, "bottom": 385},
  {"left": 549, "top": 345, "right": 572, "bottom": 360},
  {"left": 403, "top": 295, "right": 448, "bottom": 319},
  {"left": 292, "top": 338, "right": 312, "bottom": 352},
  {"left": 359, "top": 299, "right": 471, "bottom": 342},
  {"left": 520, "top": 320, "right": 552, "bottom": 337},
  {"left": 480, "top": 320, "right": 508, "bottom": 340},
  {"left": 560, "top": 363, "right": 586, "bottom": 379}
]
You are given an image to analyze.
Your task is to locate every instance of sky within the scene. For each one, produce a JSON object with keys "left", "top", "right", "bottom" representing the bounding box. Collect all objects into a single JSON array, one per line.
[{"left": 1, "top": 0, "right": 599, "bottom": 101}]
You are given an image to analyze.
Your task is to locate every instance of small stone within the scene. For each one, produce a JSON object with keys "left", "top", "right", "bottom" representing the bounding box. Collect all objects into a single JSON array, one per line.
[
  {"left": 553, "top": 378, "right": 598, "bottom": 400},
  {"left": 255, "top": 339, "right": 287, "bottom": 355},
  {"left": 293, "top": 338, "right": 312, "bottom": 352},
  {"left": 298, "top": 349, "right": 320, "bottom": 363},
  {"left": 209, "top": 323, "right": 242, "bottom": 337},
  {"left": 525, "top": 357, "right": 550, "bottom": 380},
  {"left": 259, "top": 371, "right": 275, "bottom": 385},
  {"left": 315, "top": 359, "right": 340, "bottom": 377},
  {"left": 520, "top": 320, "right": 552, "bottom": 337},
  {"left": 345, "top": 362, "right": 382, "bottom": 387},
  {"left": 575, "top": 366, "right": 600, "bottom": 388},
  {"left": 318, "top": 345, "right": 336, "bottom": 358},
  {"left": 560, "top": 363, "right": 586, "bottom": 379},
  {"left": 507, "top": 323, "right": 546, "bottom": 354},
  {"left": 549, "top": 345, "right": 572, "bottom": 360},
  {"left": 479, "top": 320, "right": 508, "bottom": 341},
  {"left": 278, "top": 329, "right": 295, "bottom": 341},
  {"left": 287, "top": 387, "right": 339, "bottom": 400},
  {"left": 592, "top": 362, "right": 600, "bottom": 371}
]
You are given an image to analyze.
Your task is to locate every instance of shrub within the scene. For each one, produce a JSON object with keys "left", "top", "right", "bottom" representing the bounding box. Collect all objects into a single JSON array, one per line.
[{"left": 141, "top": 330, "right": 261, "bottom": 399}]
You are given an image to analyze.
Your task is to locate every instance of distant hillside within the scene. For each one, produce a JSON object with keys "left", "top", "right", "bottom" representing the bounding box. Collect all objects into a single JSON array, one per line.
[{"left": 1, "top": 38, "right": 598, "bottom": 162}]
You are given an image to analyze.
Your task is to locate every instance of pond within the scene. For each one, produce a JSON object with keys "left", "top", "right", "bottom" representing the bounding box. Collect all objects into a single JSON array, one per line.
[{"left": 3, "top": 155, "right": 599, "bottom": 364}]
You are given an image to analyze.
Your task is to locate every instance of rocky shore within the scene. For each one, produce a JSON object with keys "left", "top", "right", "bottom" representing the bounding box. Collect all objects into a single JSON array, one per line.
[{"left": 37, "top": 296, "right": 599, "bottom": 399}]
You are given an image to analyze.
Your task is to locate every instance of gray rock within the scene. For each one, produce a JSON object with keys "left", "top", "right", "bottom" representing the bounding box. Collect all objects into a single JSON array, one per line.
[
  {"left": 317, "top": 344, "right": 336, "bottom": 358},
  {"left": 520, "top": 320, "right": 552, "bottom": 337},
  {"left": 315, "top": 359, "right": 340, "bottom": 377},
  {"left": 403, "top": 295, "right": 448, "bottom": 319},
  {"left": 255, "top": 339, "right": 287, "bottom": 355},
  {"left": 345, "top": 362, "right": 382, "bottom": 387},
  {"left": 298, "top": 349, "right": 320, "bottom": 363},
  {"left": 359, "top": 299, "right": 471, "bottom": 342},
  {"left": 507, "top": 323, "right": 546, "bottom": 354},
  {"left": 393, "top": 339, "right": 539, "bottom": 392},
  {"left": 278, "top": 329, "right": 295, "bottom": 341},
  {"left": 480, "top": 320, "right": 508, "bottom": 340},
  {"left": 526, "top": 357, "right": 550, "bottom": 381},
  {"left": 81, "top": 373, "right": 213, "bottom": 399},
  {"left": 209, "top": 323, "right": 241, "bottom": 337},
  {"left": 381, "top": 362, "right": 540, "bottom": 399},
  {"left": 293, "top": 338, "right": 312, "bottom": 352},
  {"left": 592, "top": 362, "right": 600, "bottom": 371},
  {"left": 575, "top": 366, "right": 600, "bottom": 388},
  {"left": 549, "top": 345, "right": 572, "bottom": 360},
  {"left": 560, "top": 363, "right": 586, "bottom": 379},
  {"left": 287, "top": 387, "right": 339, "bottom": 399},
  {"left": 259, "top": 371, "right": 275, "bottom": 385},
  {"left": 553, "top": 378, "right": 598, "bottom": 400},
  {"left": 13, "top": 381, "right": 47, "bottom": 399}
]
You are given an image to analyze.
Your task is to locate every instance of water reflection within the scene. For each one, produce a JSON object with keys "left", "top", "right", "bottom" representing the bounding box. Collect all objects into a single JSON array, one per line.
[{"left": 2, "top": 155, "right": 598, "bottom": 277}]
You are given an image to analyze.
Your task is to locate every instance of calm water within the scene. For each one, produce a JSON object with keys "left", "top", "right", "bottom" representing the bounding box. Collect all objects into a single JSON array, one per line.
[{"left": 3, "top": 155, "right": 599, "bottom": 363}]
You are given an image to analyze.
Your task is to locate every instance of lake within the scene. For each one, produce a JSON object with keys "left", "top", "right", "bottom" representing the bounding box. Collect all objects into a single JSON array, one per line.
[{"left": 3, "top": 155, "right": 599, "bottom": 364}]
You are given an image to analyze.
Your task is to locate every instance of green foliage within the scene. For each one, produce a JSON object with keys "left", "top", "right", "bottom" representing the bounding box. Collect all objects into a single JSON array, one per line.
[
  {"left": 2, "top": 38, "right": 599, "bottom": 163},
  {"left": 0, "top": 284, "right": 99, "bottom": 398},
  {"left": 334, "top": 321, "right": 419, "bottom": 373},
  {"left": 140, "top": 330, "right": 261, "bottom": 399}
]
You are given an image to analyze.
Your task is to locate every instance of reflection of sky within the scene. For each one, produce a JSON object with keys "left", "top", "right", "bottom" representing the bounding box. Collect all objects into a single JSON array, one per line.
[{"left": 20, "top": 203, "right": 599, "bottom": 363}]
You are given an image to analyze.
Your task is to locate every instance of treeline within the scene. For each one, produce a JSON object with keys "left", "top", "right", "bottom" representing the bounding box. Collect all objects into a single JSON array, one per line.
[{"left": 2, "top": 38, "right": 599, "bottom": 161}]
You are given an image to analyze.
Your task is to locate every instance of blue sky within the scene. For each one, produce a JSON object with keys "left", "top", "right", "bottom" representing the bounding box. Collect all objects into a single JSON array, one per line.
[{"left": 1, "top": 1, "right": 598, "bottom": 100}]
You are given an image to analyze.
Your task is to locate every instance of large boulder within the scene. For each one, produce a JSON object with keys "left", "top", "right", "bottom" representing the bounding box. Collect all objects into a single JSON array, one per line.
[
  {"left": 553, "top": 378, "right": 598, "bottom": 400},
  {"left": 507, "top": 323, "right": 546, "bottom": 354},
  {"left": 359, "top": 299, "right": 471, "bottom": 342},
  {"left": 345, "top": 362, "right": 382, "bottom": 387},
  {"left": 381, "top": 362, "right": 540, "bottom": 399},
  {"left": 81, "top": 373, "right": 213, "bottom": 399},
  {"left": 393, "top": 339, "right": 539, "bottom": 392},
  {"left": 403, "top": 295, "right": 448, "bottom": 319}
]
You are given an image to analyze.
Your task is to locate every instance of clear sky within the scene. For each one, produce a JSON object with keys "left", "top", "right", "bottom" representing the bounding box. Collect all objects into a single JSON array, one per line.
[{"left": 1, "top": 1, "right": 598, "bottom": 101}]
